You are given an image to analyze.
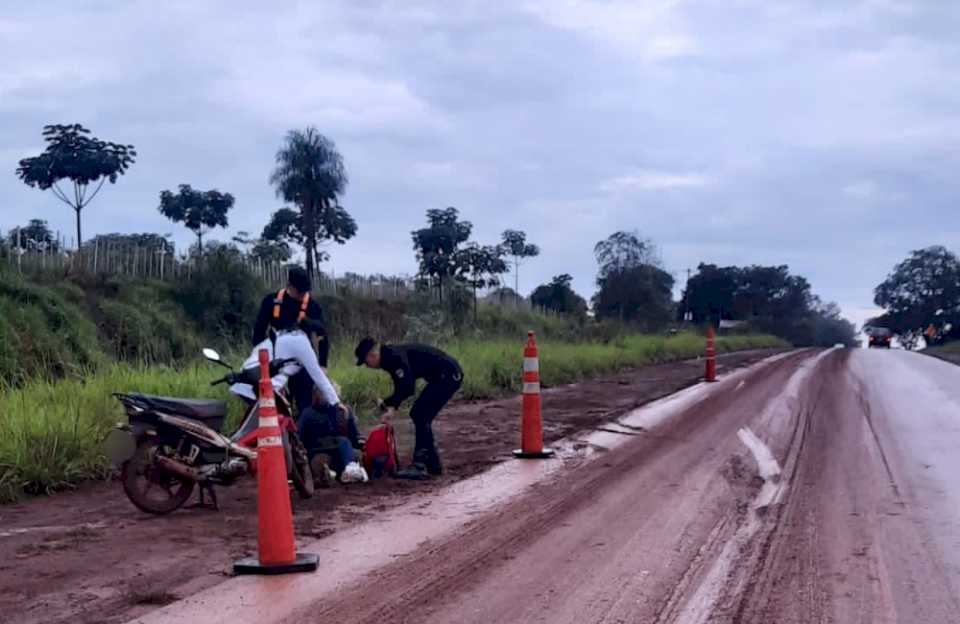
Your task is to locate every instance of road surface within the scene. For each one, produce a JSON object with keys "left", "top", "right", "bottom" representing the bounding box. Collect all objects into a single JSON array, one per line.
[{"left": 258, "top": 348, "right": 960, "bottom": 624}]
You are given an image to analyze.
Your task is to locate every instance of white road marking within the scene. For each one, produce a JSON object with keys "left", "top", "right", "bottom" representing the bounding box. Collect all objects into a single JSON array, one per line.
[
  {"left": 735, "top": 380, "right": 746, "bottom": 391},
  {"left": 737, "top": 426, "right": 784, "bottom": 508}
]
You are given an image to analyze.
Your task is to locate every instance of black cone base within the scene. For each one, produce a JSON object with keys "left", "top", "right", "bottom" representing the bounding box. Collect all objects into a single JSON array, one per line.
[
  {"left": 234, "top": 552, "right": 319, "bottom": 575},
  {"left": 513, "top": 448, "right": 556, "bottom": 459}
]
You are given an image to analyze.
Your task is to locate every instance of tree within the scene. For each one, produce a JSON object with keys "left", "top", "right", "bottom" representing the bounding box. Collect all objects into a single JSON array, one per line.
[
  {"left": 158, "top": 184, "right": 234, "bottom": 254},
  {"left": 500, "top": 229, "right": 540, "bottom": 294},
  {"left": 592, "top": 232, "right": 674, "bottom": 327},
  {"left": 261, "top": 204, "right": 354, "bottom": 266},
  {"left": 235, "top": 230, "right": 292, "bottom": 264},
  {"left": 595, "top": 231, "right": 658, "bottom": 277},
  {"left": 7, "top": 219, "right": 59, "bottom": 252},
  {"left": 269, "top": 127, "right": 354, "bottom": 280},
  {"left": 531, "top": 274, "right": 588, "bottom": 318},
  {"left": 454, "top": 243, "right": 509, "bottom": 319},
  {"left": 682, "top": 264, "right": 739, "bottom": 325},
  {"left": 874, "top": 246, "right": 960, "bottom": 348},
  {"left": 411, "top": 207, "right": 473, "bottom": 302},
  {"left": 16, "top": 124, "right": 136, "bottom": 250}
]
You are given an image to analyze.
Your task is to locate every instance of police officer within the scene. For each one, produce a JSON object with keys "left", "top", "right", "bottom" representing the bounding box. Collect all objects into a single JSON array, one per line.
[
  {"left": 252, "top": 266, "right": 329, "bottom": 414},
  {"left": 355, "top": 337, "right": 463, "bottom": 479}
]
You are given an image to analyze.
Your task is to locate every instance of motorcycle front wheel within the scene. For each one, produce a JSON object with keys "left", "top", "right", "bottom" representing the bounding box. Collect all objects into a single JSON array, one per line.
[
  {"left": 121, "top": 439, "right": 196, "bottom": 514},
  {"left": 286, "top": 430, "right": 315, "bottom": 499}
]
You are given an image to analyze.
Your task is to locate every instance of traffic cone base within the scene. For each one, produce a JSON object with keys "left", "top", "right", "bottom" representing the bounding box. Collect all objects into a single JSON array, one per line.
[
  {"left": 234, "top": 552, "right": 319, "bottom": 576},
  {"left": 513, "top": 448, "right": 556, "bottom": 459}
]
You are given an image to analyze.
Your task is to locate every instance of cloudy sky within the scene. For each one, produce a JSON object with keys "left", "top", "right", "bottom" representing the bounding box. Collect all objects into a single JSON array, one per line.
[{"left": 3, "top": 0, "right": 959, "bottom": 328}]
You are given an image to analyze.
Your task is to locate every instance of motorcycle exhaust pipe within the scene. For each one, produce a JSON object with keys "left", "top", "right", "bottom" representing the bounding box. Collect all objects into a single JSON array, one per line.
[{"left": 155, "top": 455, "right": 203, "bottom": 482}]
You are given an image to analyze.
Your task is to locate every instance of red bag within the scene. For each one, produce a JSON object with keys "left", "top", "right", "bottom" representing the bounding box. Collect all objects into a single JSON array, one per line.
[{"left": 363, "top": 424, "right": 399, "bottom": 479}]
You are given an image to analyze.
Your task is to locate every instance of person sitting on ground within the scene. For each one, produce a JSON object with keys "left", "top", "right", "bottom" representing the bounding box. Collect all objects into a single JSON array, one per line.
[
  {"left": 297, "top": 386, "right": 368, "bottom": 486},
  {"left": 355, "top": 337, "right": 463, "bottom": 480}
]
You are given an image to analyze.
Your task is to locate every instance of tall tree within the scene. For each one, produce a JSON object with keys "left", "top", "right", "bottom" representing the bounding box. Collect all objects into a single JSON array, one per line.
[
  {"left": 530, "top": 274, "right": 588, "bottom": 318},
  {"left": 269, "top": 127, "right": 353, "bottom": 280},
  {"left": 158, "top": 184, "right": 234, "bottom": 254},
  {"left": 593, "top": 232, "right": 674, "bottom": 326},
  {"left": 500, "top": 229, "right": 540, "bottom": 294},
  {"left": 874, "top": 245, "right": 960, "bottom": 348},
  {"left": 411, "top": 207, "right": 473, "bottom": 302},
  {"left": 455, "top": 243, "right": 508, "bottom": 319},
  {"left": 261, "top": 204, "right": 355, "bottom": 266},
  {"left": 8, "top": 219, "right": 59, "bottom": 252},
  {"left": 16, "top": 124, "right": 136, "bottom": 250}
]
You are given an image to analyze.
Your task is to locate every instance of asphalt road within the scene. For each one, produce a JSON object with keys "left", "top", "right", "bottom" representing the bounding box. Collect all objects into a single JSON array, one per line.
[{"left": 271, "top": 348, "right": 960, "bottom": 624}]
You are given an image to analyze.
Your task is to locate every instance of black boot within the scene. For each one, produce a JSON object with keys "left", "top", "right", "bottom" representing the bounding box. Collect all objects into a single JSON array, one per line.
[{"left": 425, "top": 447, "right": 443, "bottom": 476}]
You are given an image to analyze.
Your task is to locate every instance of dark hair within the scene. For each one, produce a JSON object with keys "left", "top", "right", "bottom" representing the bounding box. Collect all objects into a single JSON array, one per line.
[{"left": 288, "top": 266, "right": 311, "bottom": 293}]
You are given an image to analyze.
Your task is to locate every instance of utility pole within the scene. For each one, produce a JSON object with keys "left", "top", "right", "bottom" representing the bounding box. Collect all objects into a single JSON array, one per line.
[{"left": 683, "top": 267, "right": 692, "bottom": 323}]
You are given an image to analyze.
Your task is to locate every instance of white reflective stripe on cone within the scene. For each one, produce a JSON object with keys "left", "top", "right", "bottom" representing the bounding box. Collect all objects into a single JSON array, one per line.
[
  {"left": 259, "top": 398, "right": 276, "bottom": 409},
  {"left": 259, "top": 416, "right": 279, "bottom": 428},
  {"left": 523, "top": 358, "right": 539, "bottom": 372},
  {"left": 523, "top": 382, "right": 540, "bottom": 394},
  {"left": 259, "top": 435, "right": 283, "bottom": 447}
]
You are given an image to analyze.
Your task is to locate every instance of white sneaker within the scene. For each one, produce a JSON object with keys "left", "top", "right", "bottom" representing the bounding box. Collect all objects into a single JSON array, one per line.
[{"left": 341, "top": 461, "right": 369, "bottom": 483}]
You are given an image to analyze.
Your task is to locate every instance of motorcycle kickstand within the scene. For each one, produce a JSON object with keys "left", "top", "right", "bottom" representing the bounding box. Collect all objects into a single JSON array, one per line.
[{"left": 190, "top": 483, "right": 219, "bottom": 511}]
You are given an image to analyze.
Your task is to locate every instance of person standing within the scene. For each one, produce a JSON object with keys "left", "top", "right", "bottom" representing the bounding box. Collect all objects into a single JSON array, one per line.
[
  {"left": 252, "top": 266, "right": 328, "bottom": 414},
  {"left": 355, "top": 338, "right": 463, "bottom": 479}
]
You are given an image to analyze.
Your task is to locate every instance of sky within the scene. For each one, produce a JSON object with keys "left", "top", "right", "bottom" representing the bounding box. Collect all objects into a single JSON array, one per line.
[{"left": 3, "top": 0, "right": 960, "bottom": 331}]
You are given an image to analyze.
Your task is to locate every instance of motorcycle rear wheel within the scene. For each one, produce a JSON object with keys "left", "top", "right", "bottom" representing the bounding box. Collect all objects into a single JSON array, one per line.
[
  {"left": 122, "top": 439, "right": 196, "bottom": 515},
  {"left": 287, "top": 430, "right": 315, "bottom": 499}
]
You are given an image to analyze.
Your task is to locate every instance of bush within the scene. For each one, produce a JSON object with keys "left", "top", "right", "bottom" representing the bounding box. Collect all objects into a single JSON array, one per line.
[{"left": 173, "top": 248, "right": 264, "bottom": 341}]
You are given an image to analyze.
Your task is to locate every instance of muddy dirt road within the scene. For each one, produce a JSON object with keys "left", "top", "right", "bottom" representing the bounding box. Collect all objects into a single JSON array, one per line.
[
  {"left": 0, "top": 350, "right": 776, "bottom": 624},
  {"left": 254, "top": 348, "right": 960, "bottom": 624}
]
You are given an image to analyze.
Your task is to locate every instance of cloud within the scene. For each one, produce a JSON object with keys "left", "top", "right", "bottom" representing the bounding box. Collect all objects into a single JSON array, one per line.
[
  {"left": 599, "top": 170, "right": 712, "bottom": 193},
  {"left": 2, "top": 0, "right": 960, "bottom": 328},
  {"left": 843, "top": 180, "right": 880, "bottom": 199},
  {"left": 521, "top": 0, "right": 697, "bottom": 62}
]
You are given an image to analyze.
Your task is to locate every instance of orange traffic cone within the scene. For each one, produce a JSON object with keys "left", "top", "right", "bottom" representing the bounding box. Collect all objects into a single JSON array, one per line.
[
  {"left": 705, "top": 325, "right": 718, "bottom": 382},
  {"left": 514, "top": 332, "right": 555, "bottom": 459},
  {"left": 234, "top": 349, "right": 319, "bottom": 575}
]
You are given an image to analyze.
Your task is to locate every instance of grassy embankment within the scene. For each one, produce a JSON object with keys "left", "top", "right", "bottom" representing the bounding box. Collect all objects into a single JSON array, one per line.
[
  {"left": 0, "top": 332, "right": 785, "bottom": 502},
  {"left": 923, "top": 341, "right": 960, "bottom": 366}
]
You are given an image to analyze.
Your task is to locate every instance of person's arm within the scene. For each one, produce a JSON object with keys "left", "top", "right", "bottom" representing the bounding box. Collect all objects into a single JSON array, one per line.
[
  {"left": 287, "top": 334, "right": 341, "bottom": 405},
  {"left": 382, "top": 353, "right": 415, "bottom": 408},
  {"left": 251, "top": 295, "right": 273, "bottom": 346},
  {"left": 306, "top": 300, "right": 330, "bottom": 367}
]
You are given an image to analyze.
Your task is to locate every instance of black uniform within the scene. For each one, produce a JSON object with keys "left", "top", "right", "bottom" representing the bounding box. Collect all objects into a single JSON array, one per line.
[
  {"left": 252, "top": 291, "right": 329, "bottom": 413},
  {"left": 380, "top": 344, "right": 463, "bottom": 474}
]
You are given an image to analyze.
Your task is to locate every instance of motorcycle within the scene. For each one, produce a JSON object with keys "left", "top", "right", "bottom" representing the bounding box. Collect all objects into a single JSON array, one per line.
[{"left": 103, "top": 348, "right": 314, "bottom": 515}]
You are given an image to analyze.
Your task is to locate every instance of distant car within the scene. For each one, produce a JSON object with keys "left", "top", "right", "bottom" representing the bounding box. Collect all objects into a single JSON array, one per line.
[{"left": 866, "top": 327, "right": 892, "bottom": 348}]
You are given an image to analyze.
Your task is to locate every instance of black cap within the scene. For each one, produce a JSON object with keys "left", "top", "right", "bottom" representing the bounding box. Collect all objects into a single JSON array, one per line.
[
  {"left": 288, "top": 266, "right": 311, "bottom": 293},
  {"left": 355, "top": 337, "right": 377, "bottom": 366}
]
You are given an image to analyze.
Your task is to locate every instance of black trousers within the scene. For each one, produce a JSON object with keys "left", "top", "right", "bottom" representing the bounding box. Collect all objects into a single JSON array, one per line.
[{"left": 410, "top": 378, "right": 461, "bottom": 459}]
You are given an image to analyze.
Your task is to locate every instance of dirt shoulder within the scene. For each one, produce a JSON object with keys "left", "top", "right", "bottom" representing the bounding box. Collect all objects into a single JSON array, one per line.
[{"left": 0, "top": 348, "right": 781, "bottom": 624}]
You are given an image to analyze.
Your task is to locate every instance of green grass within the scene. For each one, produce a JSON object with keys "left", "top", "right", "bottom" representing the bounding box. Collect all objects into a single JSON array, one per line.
[{"left": 0, "top": 332, "right": 786, "bottom": 503}]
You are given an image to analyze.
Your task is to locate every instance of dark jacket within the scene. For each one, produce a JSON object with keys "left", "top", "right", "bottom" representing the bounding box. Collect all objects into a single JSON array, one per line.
[
  {"left": 381, "top": 344, "right": 463, "bottom": 408},
  {"left": 252, "top": 291, "right": 329, "bottom": 366}
]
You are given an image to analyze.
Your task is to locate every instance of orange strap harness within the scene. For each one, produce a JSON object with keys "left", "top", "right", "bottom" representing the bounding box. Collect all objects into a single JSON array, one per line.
[{"left": 272, "top": 288, "right": 311, "bottom": 325}]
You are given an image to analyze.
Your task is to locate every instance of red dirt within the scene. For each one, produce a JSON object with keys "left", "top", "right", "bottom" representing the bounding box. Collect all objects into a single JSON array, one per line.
[{"left": 0, "top": 349, "right": 778, "bottom": 624}]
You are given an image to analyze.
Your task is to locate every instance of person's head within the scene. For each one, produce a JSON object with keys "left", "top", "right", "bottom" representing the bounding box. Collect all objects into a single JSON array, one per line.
[
  {"left": 355, "top": 337, "right": 381, "bottom": 368},
  {"left": 286, "top": 266, "right": 311, "bottom": 299}
]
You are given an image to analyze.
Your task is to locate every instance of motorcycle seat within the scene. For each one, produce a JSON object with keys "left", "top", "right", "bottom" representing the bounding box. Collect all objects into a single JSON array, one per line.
[{"left": 130, "top": 393, "right": 228, "bottom": 429}]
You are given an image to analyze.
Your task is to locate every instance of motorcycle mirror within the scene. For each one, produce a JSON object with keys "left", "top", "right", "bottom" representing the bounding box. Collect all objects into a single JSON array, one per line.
[{"left": 202, "top": 348, "right": 232, "bottom": 369}]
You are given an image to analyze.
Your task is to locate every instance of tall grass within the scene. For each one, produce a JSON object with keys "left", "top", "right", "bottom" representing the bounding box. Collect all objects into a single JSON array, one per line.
[{"left": 0, "top": 332, "right": 786, "bottom": 502}]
